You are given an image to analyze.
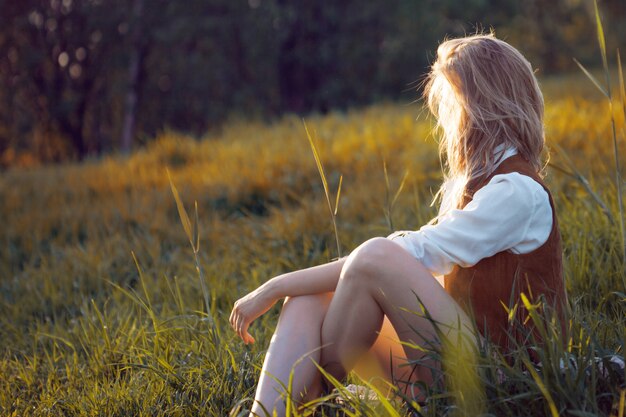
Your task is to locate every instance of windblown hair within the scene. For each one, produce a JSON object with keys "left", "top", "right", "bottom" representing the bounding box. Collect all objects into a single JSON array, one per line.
[{"left": 424, "top": 33, "right": 545, "bottom": 213}]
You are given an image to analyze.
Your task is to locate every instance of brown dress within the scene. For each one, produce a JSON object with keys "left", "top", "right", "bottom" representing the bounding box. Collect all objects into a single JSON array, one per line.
[{"left": 444, "top": 155, "right": 567, "bottom": 351}]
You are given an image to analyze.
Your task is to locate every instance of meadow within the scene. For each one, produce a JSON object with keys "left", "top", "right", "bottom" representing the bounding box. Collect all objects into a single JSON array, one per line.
[{"left": 0, "top": 70, "right": 625, "bottom": 416}]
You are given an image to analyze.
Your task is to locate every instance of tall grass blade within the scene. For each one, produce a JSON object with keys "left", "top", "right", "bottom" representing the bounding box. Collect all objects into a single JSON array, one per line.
[
  {"left": 618, "top": 50, "right": 626, "bottom": 118},
  {"left": 590, "top": 0, "right": 625, "bottom": 264},
  {"left": 132, "top": 251, "right": 153, "bottom": 312},
  {"left": 106, "top": 279, "right": 151, "bottom": 313},
  {"left": 522, "top": 357, "right": 560, "bottom": 417},
  {"left": 303, "top": 122, "right": 330, "bottom": 202},
  {"left": 392, "top": 170, "right": 410, "bottom": 208},
  {"left": 357, "top": 379, "right": 402, "bottom": 417},
  {"left": 618, "top": 50, "right": 626, "bottom": 276},
  {"left": 303, "top": 120, "right": 342, "bottom": 257},
  {"left": 594, "top": 0, "right": 608, "bottom": 73},
  {"left": 90, "top": 299, "right": 111, "bottom": 351},
  {"left": 384, "top": 159, "right": 391, "bottom": 192},
  {"left": 573, "top": 59, "right": 608, "bottom": 98},
  {"left": 383, "top": 160, "right": 392, "bottom": 230},
  {"left": 167, "top": 170, "right": 214, "bottom": 327},
  {"left": 132, "top": 251, "right": 160, "bottom": 352},
  {"left": 36, "top": 333, "right": 76, "bottom": 351},
  {"left": 194, "top": 251, "right": 214, "bottom": 328},
  {"left": 334, "top": 175, "right": 343, "bottom": 217},
  {"left": 383, "top": 159, "right": 409, "bottom": 232},
  {"left": 194, "top": 201, "right": 200, "bottom": 252},
  {"left": 167, "top": 169, "right": 192, "bottom": 245}
]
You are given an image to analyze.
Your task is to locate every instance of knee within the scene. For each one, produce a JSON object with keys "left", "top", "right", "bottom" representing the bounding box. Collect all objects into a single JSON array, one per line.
[{"left": 341, "top": 237, "right": 399, "bottom": 283}]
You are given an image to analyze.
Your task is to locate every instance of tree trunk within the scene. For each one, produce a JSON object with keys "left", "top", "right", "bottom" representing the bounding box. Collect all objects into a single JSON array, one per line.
[{"left": 120, "top": 0, "right": 145, "bottom": 155}]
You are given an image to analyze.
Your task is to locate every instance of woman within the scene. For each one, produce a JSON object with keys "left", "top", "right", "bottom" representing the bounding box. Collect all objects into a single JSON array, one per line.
[{"left": 230, "top": 33, "right": 567, "bottom": 416}]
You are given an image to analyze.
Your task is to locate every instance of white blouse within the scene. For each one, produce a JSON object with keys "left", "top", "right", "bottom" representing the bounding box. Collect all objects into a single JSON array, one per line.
[{"left": 388, "top": 153, "right": 553, "bottom": 276}]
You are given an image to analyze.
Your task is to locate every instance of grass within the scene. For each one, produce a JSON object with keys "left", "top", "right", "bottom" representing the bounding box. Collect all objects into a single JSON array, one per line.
[{"left": 0, "top": 69, "right": 625, "bottom": 416}]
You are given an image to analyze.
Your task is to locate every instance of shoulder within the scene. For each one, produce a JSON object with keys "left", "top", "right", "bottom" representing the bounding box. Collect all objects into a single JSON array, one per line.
[
  {"left": 487, "top": 171, "right": 548, "bottom": 194},
  {"left": 474, "top": 172, "right": 550, "bottom": 213}
]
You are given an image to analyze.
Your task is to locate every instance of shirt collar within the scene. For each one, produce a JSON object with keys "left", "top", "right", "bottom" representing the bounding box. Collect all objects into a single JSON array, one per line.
[{"left": 494, "top": 145, "right": 518, "bottom": 169}]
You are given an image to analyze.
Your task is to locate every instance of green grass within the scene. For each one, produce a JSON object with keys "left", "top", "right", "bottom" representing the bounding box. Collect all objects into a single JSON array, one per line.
[{"left": 0, "top": 72, "right": 625, "bottom": 415}]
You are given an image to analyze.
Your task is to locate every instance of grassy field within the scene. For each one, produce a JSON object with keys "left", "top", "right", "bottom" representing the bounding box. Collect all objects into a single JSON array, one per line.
[{"left": 0, "top": 71, "right": 625, "bottom": 416}]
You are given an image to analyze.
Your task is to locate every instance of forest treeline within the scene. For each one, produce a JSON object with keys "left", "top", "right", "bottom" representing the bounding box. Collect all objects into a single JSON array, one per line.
[{"left": 0, "top": 0, "right": 624, "bottom": 164}]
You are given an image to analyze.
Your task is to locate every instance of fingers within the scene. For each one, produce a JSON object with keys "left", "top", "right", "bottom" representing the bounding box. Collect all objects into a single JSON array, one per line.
[
  {"left": 229, "top": 301, "right": 255, "bottom": 344},
  {"left": 229, "top": 302, "right": 237, "bottom": 329},
  {"left": 236, "top": 316, "right": 245, "bottom": 340},
  {"left": 240, "top": 321, "right": 254, "bottom": 344},
  {"left": 229, "top": 300, "right": 242, "bottom": 334},
  {"left": 237, "top": 319, "right": 255, "bottom": 344}
]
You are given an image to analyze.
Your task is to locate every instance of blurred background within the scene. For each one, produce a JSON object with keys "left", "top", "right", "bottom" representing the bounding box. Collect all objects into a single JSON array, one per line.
[{"left": 0, "top": 0, "right": 624, "bottom": 167}]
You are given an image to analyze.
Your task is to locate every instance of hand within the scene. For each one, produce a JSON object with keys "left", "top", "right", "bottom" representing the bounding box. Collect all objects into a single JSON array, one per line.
[{"left": 229, "top": 285, "right": 277, "bottom": 344}]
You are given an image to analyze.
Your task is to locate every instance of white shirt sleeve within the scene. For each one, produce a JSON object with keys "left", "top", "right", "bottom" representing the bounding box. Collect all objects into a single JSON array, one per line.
[{"left": 387, "top": 172, "right": 553, "bottom": 276}]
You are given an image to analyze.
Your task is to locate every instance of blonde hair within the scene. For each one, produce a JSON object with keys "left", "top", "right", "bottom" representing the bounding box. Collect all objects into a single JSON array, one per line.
[{"left": 424, "top": 33, "right": 545, "bottom": 213}]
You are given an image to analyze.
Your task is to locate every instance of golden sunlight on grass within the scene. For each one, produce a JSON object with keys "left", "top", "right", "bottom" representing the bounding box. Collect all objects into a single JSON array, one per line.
[{"left": 0, "top": 72, "right": 624, "bottom": 416}]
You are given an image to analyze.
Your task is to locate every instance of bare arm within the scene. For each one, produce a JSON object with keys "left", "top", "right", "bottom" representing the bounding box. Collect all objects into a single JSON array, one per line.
[
  {"left": 230, "top": 258, "right": 346, "bottom": 343},
  {"left": 264, "top": 257, "right": 345, "bottom": 299}
]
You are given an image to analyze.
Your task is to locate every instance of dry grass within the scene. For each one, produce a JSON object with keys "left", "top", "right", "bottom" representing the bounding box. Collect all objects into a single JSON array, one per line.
[{"left": 0, "top": 72, "right": 624, "bottom": 416}]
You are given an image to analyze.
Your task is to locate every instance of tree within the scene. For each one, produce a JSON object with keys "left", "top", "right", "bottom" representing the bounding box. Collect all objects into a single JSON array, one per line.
[
  {"left": 120, "top": 0, "right": 146, "bottom": 154},
  {"left": 0, "top": 0, "right": 619, "bottom": 164},
  {"left": 0, "top": 0, "right": 126, "bottom": 160}
]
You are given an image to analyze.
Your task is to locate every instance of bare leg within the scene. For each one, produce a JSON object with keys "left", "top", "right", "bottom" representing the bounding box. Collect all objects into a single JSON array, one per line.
[
  {"left": 352, "top": 316, "right": 413, "bottom": 395},
  {"left": 250, "top": 293, "right": 332, "bottom": 417},
  {"left": 320, "top": 237, "right": 474, "bottom": 391}
]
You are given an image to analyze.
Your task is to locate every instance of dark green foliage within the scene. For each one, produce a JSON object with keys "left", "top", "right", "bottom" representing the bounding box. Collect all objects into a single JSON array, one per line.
[{"left": 1, "top": 0, "right": 623, "bottom": 162}]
